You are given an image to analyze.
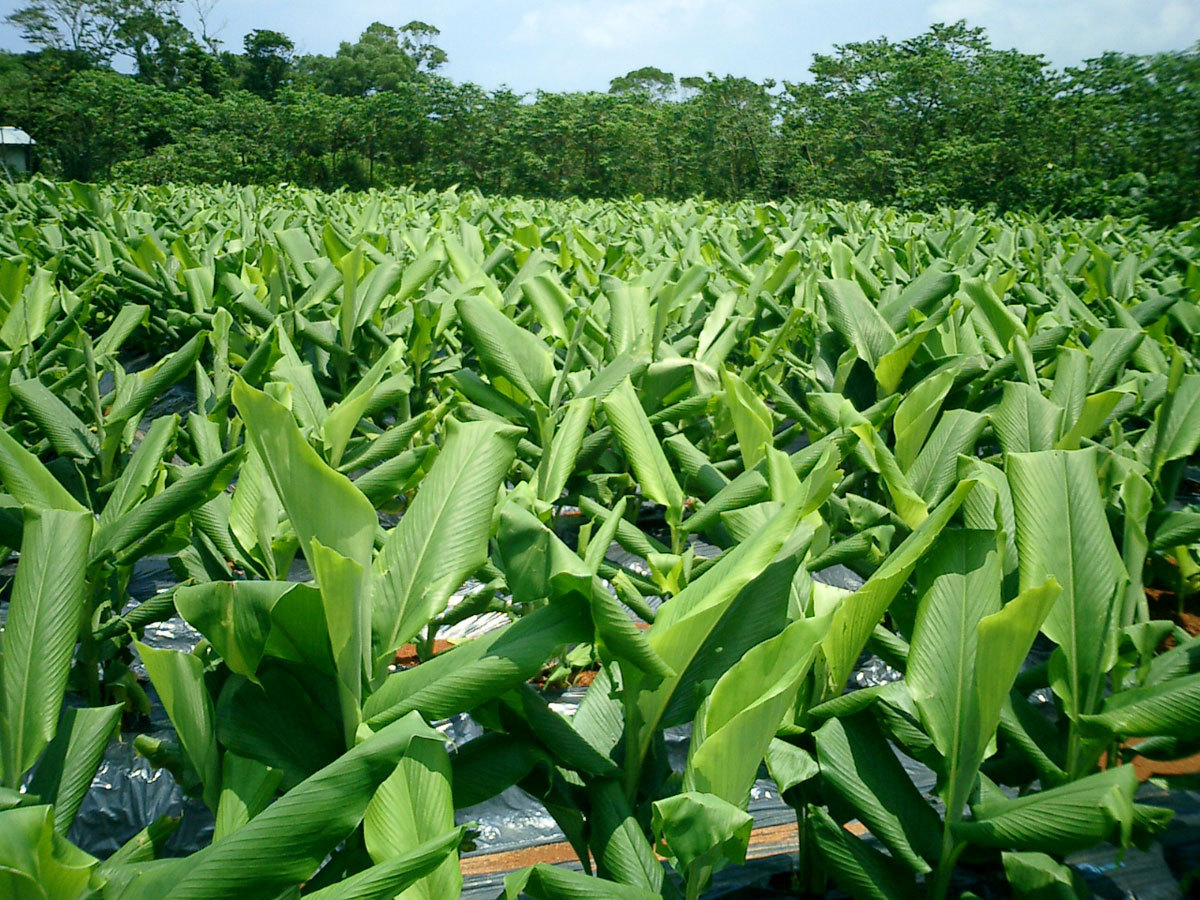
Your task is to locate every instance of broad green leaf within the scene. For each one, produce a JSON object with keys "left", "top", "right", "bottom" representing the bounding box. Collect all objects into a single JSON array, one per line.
[
  {"left": 877, "top": 298, "right": 957, "bottom": 395},
  {"left": 963, "top": 277, "right": 1026, "bottom": 349},
  {"left": 26, "top": 704, "right": 122, "bottom": 835},
  {"left": 1009, "top": 449, "right": 1124, "bottom": 725},
  {"left": 364, "top": 597, "right": 592, "bottom": 728},
  {"left": 112, "top": 712, "right": 439, "bottom": 900},
  {"left": 213, "top": 753, "right": 283, "bottom": 841},
  {"left": 953, "top": 766, "right": 1137, "bottom": 854},
  {"left": 228, "top": 443, "right": 281, "bottom": 576},
  {"left": 503, "top": 864, "right": 659, "bottom": 900},
  {"left": 1002, "top": 851, "right": 1089, "bottom": 900},
  {"left": 373, "top": 418, "right": 521, "bottom": 666},
  {"left": 992, "top": 382, "right": 1063, "bottom": 455},
  {"left": 907, "top": 530, "right": 1002, "bottom": 794},
  {"left": 601, "top": 376, "right": 684, "bottom": 528},
  {"left": 815, "top": 713, "right": 941, "bottom": 873},
  {"left": 106, "top": 333, "right": 205, "bottom": 427},
  {"left": 1120, "top": 471, "right": 1152, "bottom": 627},
  {"left": 306, "top": 829, "right": 466, "bottom": 900},
  {"left": 98, "top": 415, "right": 177, "bottom": 530},
  {"left": 0, "top": 428, "right": 85, "bottom": 512},
  {"left": 270, "top": 327, "right": 328, "bottom": 431},
  {"left": 450, "top": 734, "right": 545, "bottom": 810},
  {"left": 821, "top": 480, "right": 976, "bottom": 694},
  {"left": 893, "top": 369, "right": 955, "bottom": 471},
  {"left": 686, "top": 616, "right": 828, "bottom": 806},
  {"left": 321, "top": 339, "right": 406, "bottom": 467},
  {"left": 11, "top": 377, "right": 98, "bottom": 460},
  {"left": 0, "top": 805, "right": 96, "bottom": 900},
  {"left": 233, "top": 377, "right": 376, "bottom": 576},
  {"left": 457, "top": 294, "right": 555, "bottom": 406},
  {"left": 809, "top": 804, "right": 919, "bottom": 900},
  {"left": 819, "top": 278, "right": 896, "bottom": 369},
  {"left": 215, "top": 664, "right": 345, "bottom": 790},
  {"left": 520, "top": 273, "right": 571, "bottom": 343},
  {"left": 0, "top": 508, "right": 92, "bottom": 786},
  {"left": 721, "top": 367, "right": 773, "bottom": 469},
  {"left": 879, "top": 260, "right": 959, "bottom": 330},
  {"left": 1055, "top": 390, "right": 1125, "bottom": 451},
  {"left": 310, "top": 539, "right": 367, "bottom": 743},
  {"left": 1084, "top": 328, "right": 1142, "bottom": 394},
  {"left": 502, "top": 503, "right": 672, "bottom": 677},
  {"left": 765, "top": 739, "right": 818, "bottom": 794},
  {"left": 175, "top": 580, "right": 335, "bottom": 680},
  {"left": 587, "top": 778, "right": 664, "bottom": 892},
  {"left": 537, "top": 397, "right": 594, "bottom": 502},
  {"left": 97, "top": 814, "right": 180, "bottom": 875},
  {"left": 135, "top": 642, "right": 221, "bottom": 811},
  {"left": 850, "top": 423, "right": 928, "bottom": 528},
  {"left": 90, "top": 448, "right": 242, "bottom": 564},
  {"left": 364, "top": 731, "right": 459, "bottom": 900},
  {"left": 1079, "top": 671, "right": 1200, "bottom": 741},
  {"left": 972, "top": 578, "right": 1061, "bottom": 774},
  {"left": 623, "top": 493, "right": 808, "bottom": 784},
  {"left": 651, "top": 791, "right": 752, "bottom": 876},
  {"left": 1150, "top": 373, "right": 1200, "bottom": 469},
  {"left": 906, "top": 409, "right": 985, "bottom": 505}
]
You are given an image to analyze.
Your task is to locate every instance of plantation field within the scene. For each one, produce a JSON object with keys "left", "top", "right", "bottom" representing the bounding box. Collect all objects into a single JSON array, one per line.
[{"left": 0, "top": 179, "right": 1199, "bottom": 898}]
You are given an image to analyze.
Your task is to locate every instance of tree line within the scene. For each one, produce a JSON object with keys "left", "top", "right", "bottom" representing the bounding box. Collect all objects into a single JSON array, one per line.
[{"left": 2, "top": 2, "right": 1198, "bottom": 224}]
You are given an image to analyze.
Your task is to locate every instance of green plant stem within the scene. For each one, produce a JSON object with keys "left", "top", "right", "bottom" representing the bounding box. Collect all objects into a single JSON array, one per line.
[
  {"left": 685, "top": 862, "right": 713, "bottom": 900},
  {"left": 929, "top": 838, "right": 965, "bottom": 900}
]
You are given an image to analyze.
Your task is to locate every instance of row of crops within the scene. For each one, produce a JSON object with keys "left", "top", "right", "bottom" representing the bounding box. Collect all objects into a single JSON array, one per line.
[{"left": 0, "top": 178, "right": 1198, "bottom": 899}]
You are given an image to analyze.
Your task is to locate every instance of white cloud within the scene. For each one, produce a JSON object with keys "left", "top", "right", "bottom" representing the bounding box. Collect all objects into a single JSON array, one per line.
[
  {"left": 926, "top": 0, "right": 1200, "bottom": 62},
  {"left": 512, "top": 0, "right": 735, "bottom": 51}
]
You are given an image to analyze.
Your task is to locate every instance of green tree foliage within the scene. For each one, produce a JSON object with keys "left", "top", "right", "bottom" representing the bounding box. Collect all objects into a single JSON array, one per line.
[
  {"left": 298, "top": 21, "right": 447, "bottom": 98},
  {"left": 780, "top": 22, "right": 1060, "bottom": 209},
  {"left": 398, "top": 20, "right": 447, "bottom": 74},
  {"left": 239, "top": 28, "right": 293, "bottom": 98},
  {"left": 610, "top": 66, "right": 677, "bottom": 100},
  {"left": 3, "top": 0, "right": 126, "bottom": 62},
  {"left": 0, "top": 15, "right": 1197, "bottom": 223},
  {"left": 116, "top": 0, "right": 195, "bottom": 88}
]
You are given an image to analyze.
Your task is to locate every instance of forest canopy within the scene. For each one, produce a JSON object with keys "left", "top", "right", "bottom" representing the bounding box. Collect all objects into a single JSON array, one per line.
[{"left": 1, "top": 1, "right": 1198, "bottom": 224}]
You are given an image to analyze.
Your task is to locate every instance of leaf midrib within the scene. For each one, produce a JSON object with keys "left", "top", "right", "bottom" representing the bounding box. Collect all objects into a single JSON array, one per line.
[{"left": 386, "top": 440, "right": 490, "bottom": 652}]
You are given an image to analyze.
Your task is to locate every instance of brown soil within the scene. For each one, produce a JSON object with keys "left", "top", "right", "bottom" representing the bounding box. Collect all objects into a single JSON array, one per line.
[
  {"left": 532, "top": 665, "right": 600, "bottom": 689},
  {"left": 1145, "top": 587, "right": 1200, "bottom": 641},
  {"left": 1098, "top": 736, "right": 1200, "bottom": 782},
  {"left": 572, "top": 669, "right": 597, "bottom": 687},
  {"left": 1182, "top": 610, "right": 1200, "bottom": 637},
  {"left": 1130, "top": 749, "right": 1200, "bottom": 781},
  {"left": 459, "top": 819, "right": 860, "bottom": 877},
  {"left": 393, "top": 640, "right": 455, "bottom": 668},
  {"left": 460, "top": 838, "right": 584, "bottom": 876}
]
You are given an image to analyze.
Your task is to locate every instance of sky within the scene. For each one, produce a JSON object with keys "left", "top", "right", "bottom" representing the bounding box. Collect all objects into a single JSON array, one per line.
[{"left": 1, "top": 0, "right": 1198, "bottom": 93}]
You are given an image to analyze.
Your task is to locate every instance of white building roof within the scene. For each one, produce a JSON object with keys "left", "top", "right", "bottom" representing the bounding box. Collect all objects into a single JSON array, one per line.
[{"left": 0, "top": 127, "right": 35, "bottom": 145}]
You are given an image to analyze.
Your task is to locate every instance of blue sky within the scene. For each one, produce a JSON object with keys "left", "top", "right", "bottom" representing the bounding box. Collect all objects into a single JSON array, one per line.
[{"left": 2, "top": 0, "right": 1198, "bottom": 92}]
